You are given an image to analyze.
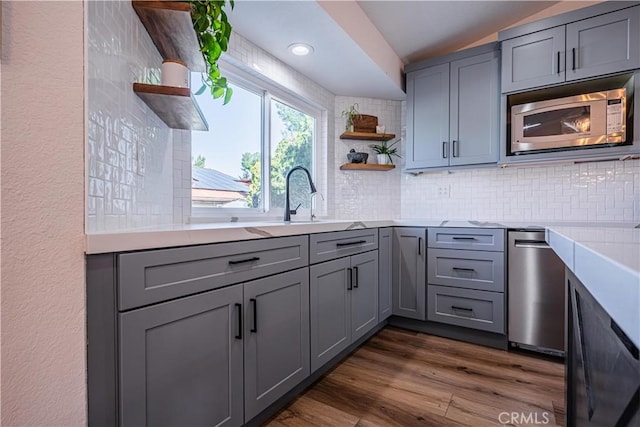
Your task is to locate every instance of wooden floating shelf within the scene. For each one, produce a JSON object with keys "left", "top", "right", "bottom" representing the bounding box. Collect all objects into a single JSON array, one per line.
[
  {"left": 132, "top": 1, "right": 206, "bottom": 72},
  {"left": 133, "top": 83, "right": 209, "bottom": 131},
  {"left": 340, "top": 131, "right": 396, "bottom": 141},
  {"left": 339, "top": 163, "right": 396, "bottom": 171}
]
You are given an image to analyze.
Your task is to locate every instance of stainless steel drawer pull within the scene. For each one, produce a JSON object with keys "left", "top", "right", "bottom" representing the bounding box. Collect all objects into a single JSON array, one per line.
[
  {"left": 452, "top": 237, "right": 476, "bottom": 241},
  {"left": 228, "top": 256, "right": 260, "bottom": 265},
  {"left": 514, "top": 240, "right": 550, "bottom": 249},
  {"left": 336, "top": 240, "right": 366, "bottom": 247},
  {"left": 452, "top": 267, "right": 475, "bottom": 272}
]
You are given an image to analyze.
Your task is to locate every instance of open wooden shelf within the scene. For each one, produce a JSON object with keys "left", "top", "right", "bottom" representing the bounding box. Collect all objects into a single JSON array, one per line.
[
  {"left": 339, "top": 163, "right": 396, "bottom": 171},
  {"left": 340, "top": 131, "right": 396, "bottom": 141},
  {"left": 132, "top": 1, "right": 206, "bottom": 72},
  {"left": 133, "top": 83, "right": 209, "bottom": 131}
]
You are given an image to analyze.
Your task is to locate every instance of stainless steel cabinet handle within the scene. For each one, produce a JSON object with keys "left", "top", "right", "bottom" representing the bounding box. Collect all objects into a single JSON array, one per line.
[
  {"left": 451, "top": 305, "right": 474, "bottom": 317},
  {"left": 514, "top": 240, "right": 550, "bottom": 249},
  {"left": 347, "top": 268, "right": 353, "bottom": 290},
  {"left": 557, "top": 51, "right": 560, "bottom": 74},
  {"left": 229, "top": 256, "right": 260, "bottom": 265},
  {"left": 442, "top": 141, "right": 448, "bottom": 159},
  {"left": 418, "top": 237, "right": 423, "bottom": 255},
  {"left": 336, "top": 240, "right": 366, "bottom": 247},
  {"left": 452, "top": 267, "right": 475, "bottom": 272},
  {"left": 452, "top": 236, "right": 475, "bottom": 241},
  {"left": 453, "top": 140, "right": 459, "bottom": 158},
  {"left": 572, "top": 48, "right": 576, "bottom": 71}
]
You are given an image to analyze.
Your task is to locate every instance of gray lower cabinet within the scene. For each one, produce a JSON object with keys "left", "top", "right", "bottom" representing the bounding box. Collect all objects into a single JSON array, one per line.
[
  {"left": 392, "top": 228, "right": 426, "bottom": 320},
  {"left": 310, "top": 250, "right": 378, "bottom": 373},
  {"left": 566, "top": 269, "right": 640, "bottom": 426},
  {"left": 243, "top": 268, "right": 310, "bottom": 421},
  {"left": 119, "top": 284, "right": 244, "bottom": 427},
  {"left": 378, "top": 228, "right": 393, "bottom": 321},
  {"left": 427, "top": 248, "right": 505, "bottom": 293}
]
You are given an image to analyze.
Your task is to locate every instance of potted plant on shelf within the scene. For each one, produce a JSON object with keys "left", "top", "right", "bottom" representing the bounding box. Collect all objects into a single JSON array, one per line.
[
  {"left": 190, "top": 0, "right": 235, "bottom": 105},
  {"left": 370, "top": 139, "right": 401, "bottom": 165},
  {"left": 340, "top": 103, "right": 360, "bottom": 132}
]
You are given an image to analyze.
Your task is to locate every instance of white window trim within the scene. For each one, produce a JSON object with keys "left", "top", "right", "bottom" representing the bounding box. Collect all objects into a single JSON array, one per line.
[{"left": 190, "top": 61, "right": 324, "bottom": 222}]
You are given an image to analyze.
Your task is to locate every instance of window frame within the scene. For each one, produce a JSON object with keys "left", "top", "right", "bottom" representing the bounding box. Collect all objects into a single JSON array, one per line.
[{"left": 190, "top": 62, "right": 322, "bottom": 221}]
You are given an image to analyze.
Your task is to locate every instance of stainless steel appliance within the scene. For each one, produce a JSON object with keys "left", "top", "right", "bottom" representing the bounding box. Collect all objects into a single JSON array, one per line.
[
  {"left": 510, "top": 88, "right": 627, "bottom": 154},
  {"left": 508, "top": 230, "right": 565, "bottom": 356}
]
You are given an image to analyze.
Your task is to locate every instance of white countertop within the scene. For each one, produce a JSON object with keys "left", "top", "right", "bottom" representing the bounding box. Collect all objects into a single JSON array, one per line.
[{"left": 546, "top": 226, "right": 640, "bottom": 347}]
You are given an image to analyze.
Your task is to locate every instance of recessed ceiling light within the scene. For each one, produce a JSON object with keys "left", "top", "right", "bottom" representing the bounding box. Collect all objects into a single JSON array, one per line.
[{"left": 288, "top": 43, "right": 314, "bottom": 56}]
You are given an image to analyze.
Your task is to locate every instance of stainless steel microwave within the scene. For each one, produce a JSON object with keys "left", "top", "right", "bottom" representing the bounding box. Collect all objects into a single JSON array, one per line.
[{"left": 510, "top": 88, "right": 627, "bottom": 154}]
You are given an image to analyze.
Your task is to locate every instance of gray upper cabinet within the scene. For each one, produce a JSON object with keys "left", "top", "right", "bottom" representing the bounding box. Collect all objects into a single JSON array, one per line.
[
  {"left": 406, "top": 63, "right": 450, "bottom": 169},
  {"left": 501, "top": 26, "right": 566, "bottom": 93},
  {"left": 119, "top": 284, "right": 244, "bottom": 427},
  {"left": 309, "top": 251, "right": 378, "bottom": 373},
  {"left": 501, "top": 5, "right": 640, "bottom": 93},
  {"left": 405, "top": 44, "right": 500, "bottom": 171},
  {"left": 449, "top": 51, "right": 500, "bottom": 166},
  {"left": 243, "top": 268, "right": 310, "bottom": 422},
  {"left": 378, "top": 228, "right": 393, "bottom": 321},
  {"left": 566, "top": 6, "right": 640, "bottom": 82},
  {"left": 392, "top": 228, "right": 426, "bottom": 320}
]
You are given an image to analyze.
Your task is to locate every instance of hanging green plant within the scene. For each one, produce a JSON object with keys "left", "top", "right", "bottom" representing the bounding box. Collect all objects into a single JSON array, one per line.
[{"left": 190, "top": 0, "right": 234, "bottom": 104}]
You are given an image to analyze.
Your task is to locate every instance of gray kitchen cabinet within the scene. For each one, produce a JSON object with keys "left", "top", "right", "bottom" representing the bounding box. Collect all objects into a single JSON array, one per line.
[
  {"left": 406, "top": 63, "right": 450, "bottom": 169},
  {"left": 449, "top": 50, "right": 500, "bottom": 166},
  {"left": 378, "top": 228, "right": 393, "bottom": 321},
  {"left": 501, "top": 5, "right": 640, "bottom": 93},
  {"left": 243, "top": 268, "right": 310, "bottom": 421},
  {"left": 501, "top": 26, "right": 567, "bottom": 93},
  {"left": 566, "top": 6, "right": 640, "bottom": 82},
  {"left": 405, "top": 44, "right": 499, "bottom": 171},
  {"left": 426, "top": 227, "right": 505, "bottom": 334},
  {"left": 566, "top": 269, "right": 640, "bottom": 426},
  {"left": 119, "top": 284, "right": 244, "bottom": 427},
  {"left": 392, "top": 227, "right": 426, "bottom": 320},
  {"left": 310, "top": 251, "right": 378, "bottom": 373}
]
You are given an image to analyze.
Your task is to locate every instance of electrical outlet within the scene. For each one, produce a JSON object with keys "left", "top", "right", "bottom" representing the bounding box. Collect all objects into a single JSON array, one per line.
[{"left": 437, "top": 184, "right": 450, "bottom": 198}]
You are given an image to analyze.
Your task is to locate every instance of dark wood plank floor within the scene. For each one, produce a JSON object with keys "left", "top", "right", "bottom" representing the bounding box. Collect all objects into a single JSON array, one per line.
[{"left": 267, "top": 327, "right": 565, "bottom": 427}]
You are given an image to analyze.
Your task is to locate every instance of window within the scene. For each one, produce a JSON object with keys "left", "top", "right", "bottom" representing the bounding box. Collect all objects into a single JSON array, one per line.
[{"left": 191, "top": 68, "right": 318, "bottom": 218}]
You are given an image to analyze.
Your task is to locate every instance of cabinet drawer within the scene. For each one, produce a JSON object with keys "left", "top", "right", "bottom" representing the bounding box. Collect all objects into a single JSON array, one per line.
[
  {"left": 427, "top": 285, "right": 504, "bottom": 333},
  {"left": 118, "top": 236, "right": 309, "bottom": 310},
  {"left": 428, "top": 227, "right": 504, "bottom": 251},
  {"left": 428, "top": 248, "right": 505, "bottom": 292},
  {"left": 310, "top": 229, "right": 378, "bottom": 264}
]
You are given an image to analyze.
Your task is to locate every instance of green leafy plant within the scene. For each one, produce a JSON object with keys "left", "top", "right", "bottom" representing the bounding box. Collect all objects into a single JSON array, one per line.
[
  {"left": 190, "top": 0, "right": 234, "bottom": 104},
  {"left": 370, "top": 139, "right": 401, "bottom": 164},
  {"left": 340, "top": 103, "right": 360, "bottom": 131}
]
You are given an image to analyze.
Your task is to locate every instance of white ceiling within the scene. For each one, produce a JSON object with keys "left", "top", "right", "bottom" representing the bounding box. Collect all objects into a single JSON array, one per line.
[{"left": 228, "top": 1, "right": 563, "bottom": 100}]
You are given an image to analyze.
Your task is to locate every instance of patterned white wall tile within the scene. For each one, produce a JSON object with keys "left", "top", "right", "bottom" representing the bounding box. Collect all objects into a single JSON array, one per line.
[
  {"left": 87, "top": 1, "right": 177, "bottom": 232},
  {"left": 334, "top": 97, "right": 402, "bottom": 220}
]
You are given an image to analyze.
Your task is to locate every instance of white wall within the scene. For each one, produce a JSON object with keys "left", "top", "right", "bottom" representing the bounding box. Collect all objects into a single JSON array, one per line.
[
  {"left": 401, "top": 159, "right": 640, "bottom": 222},
  {"left": 334, "top": 96, "right": 402, "bottom": 220},
  {"left": 1, "top": 2, "right": 86, "bottom": 426},
  {"left": 87, "top": 0, "right": 176, "bottom": 232}
]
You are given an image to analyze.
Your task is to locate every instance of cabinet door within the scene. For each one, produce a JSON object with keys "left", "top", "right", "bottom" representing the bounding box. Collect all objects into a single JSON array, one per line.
[
  {"left": 567, "top": 271, "right": 640, "bottom": 426},
  {"left": 119, "top": 285, "right": 243, "bottom": 427},
  {"left": 378, "top": 228, "right": 393, "bottom": 321},
  {"left": 501, "top": 26, "right": 566, "bottom": 93},
  {"left": 566, "top": 6, "right": 640, "bottom": 81},
  {"left": 449, "top": 51, "right": 500, "bottom": 166},
  {"left": 406, "top": 63, "right": 450, "bottom": 169},
  {"left": 351, "top": 251, "right": 379, "bottom": 342},
  {"left": 309, "top": 258, "right": 351, "bottom": 373},
  {"left": 392, "top": 228, "right": 426, "bottom": 320},
  {"left": 243, "top": 268, "right": 310, "bottom": 422}
]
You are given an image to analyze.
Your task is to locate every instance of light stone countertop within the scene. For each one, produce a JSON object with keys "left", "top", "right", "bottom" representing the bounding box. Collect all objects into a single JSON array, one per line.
[{"left": 546, "top": 226, "right": 640, "bottom": 347}]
